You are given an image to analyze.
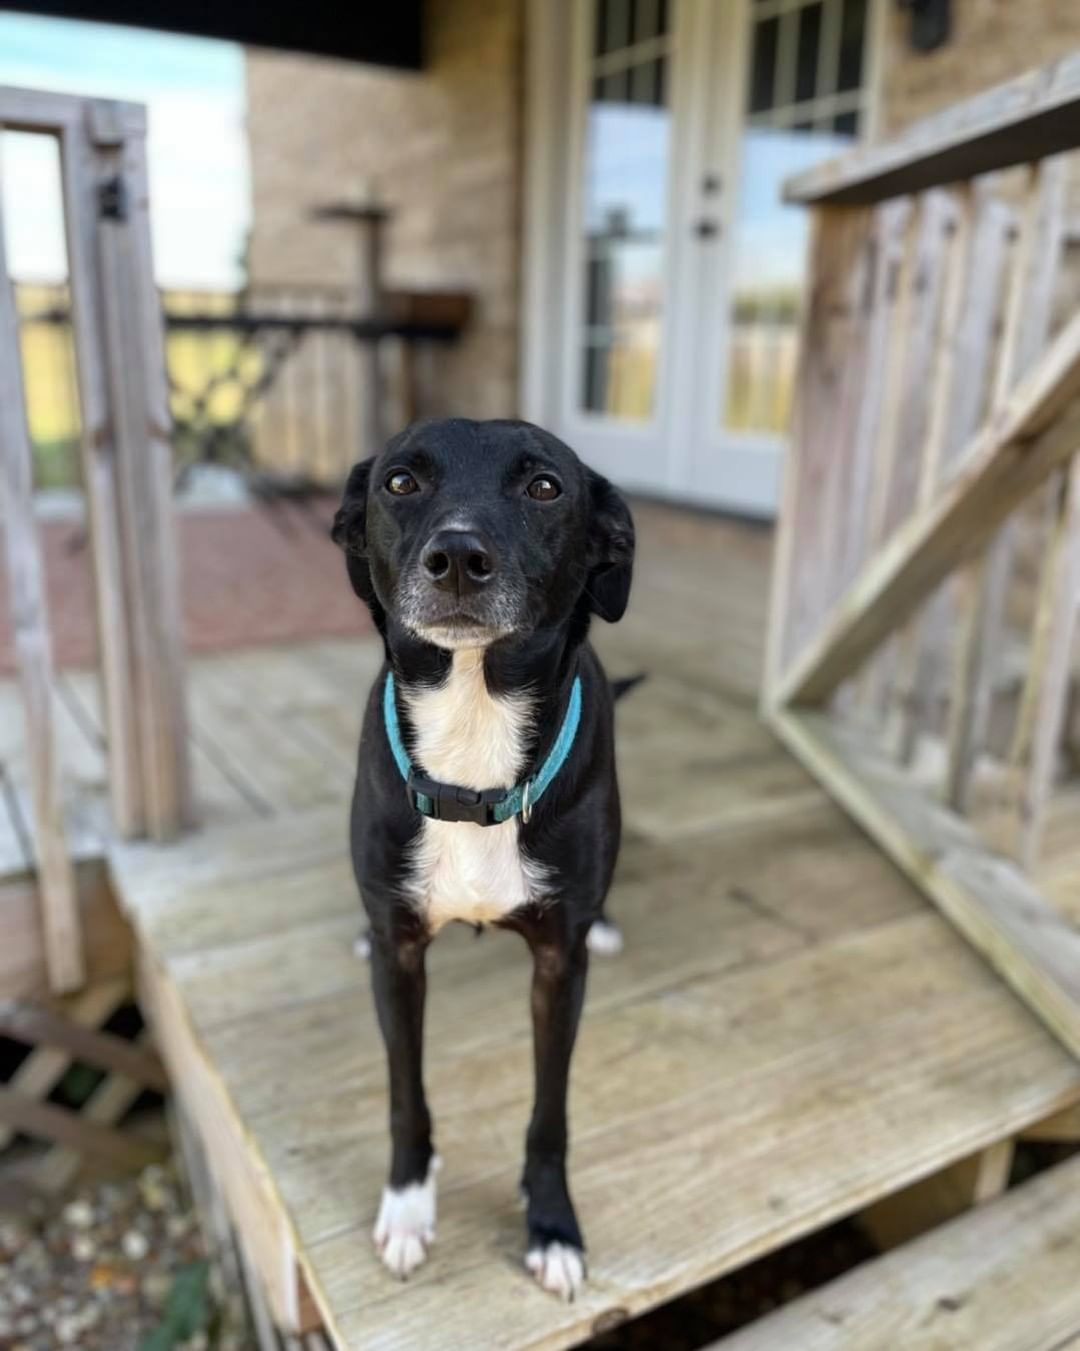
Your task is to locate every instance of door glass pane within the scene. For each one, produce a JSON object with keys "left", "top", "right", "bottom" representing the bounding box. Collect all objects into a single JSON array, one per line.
[
  {"left": 578, "top": 0, "right": 674, "bottom": 420},
  {"left": 724, "top": 0, "right": 869, "bottom": 436}
]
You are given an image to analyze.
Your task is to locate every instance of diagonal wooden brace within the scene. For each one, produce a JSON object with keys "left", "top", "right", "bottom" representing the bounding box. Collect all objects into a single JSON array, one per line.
[{"left": 771, "top": 306, "right": 1080, "bottom": 710}]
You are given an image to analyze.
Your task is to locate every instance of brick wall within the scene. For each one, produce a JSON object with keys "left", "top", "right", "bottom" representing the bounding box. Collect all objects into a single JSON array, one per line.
[
  {"left": 878, "top": 0, "right": 1080, "bottom": 134},
  {"left": 245, "top": 0, "right": 522, "bottom": 434}
]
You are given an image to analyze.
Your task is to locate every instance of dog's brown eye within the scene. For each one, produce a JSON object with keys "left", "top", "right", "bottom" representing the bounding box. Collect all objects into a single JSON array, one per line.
[
  {"left": 386, "top": 471, "right": 419, "bottom": 496},
  {"left": 527, "top": 476, "right": 561, "bottom": 502}
]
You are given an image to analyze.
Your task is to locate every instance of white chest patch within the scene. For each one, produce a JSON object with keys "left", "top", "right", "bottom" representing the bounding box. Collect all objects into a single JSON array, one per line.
[{"left": 402, "top": 650, "right": 552, "bottom": 931}]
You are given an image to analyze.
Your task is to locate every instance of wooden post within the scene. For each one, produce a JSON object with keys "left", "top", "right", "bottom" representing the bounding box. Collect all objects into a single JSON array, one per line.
[
  {"left": 355, "top": 204, "right": 387, "bottom": 457},
  {"left": 311, "top": 194, "right": 390, "bottom": 462},
  {"left": 762, "top": 205, "right": 877, "bottom": 701},
  {"left": 86, "top": 100, "right": 192, "bottom": 840},
  {"left": 0, "top": 146, "right": 84, "bottom": 994},
  {"left": 60, "top": 102, "right": 145, "bottom": 838}
]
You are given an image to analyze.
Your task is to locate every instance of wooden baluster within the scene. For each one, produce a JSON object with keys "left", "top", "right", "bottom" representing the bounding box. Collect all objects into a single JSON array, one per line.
[
  {"left": 945, "top": 156, "right": 1067, "bottom": 811},
  {"left": 765, "top": 206, "right": 875, "bottom": 703},
  {"left": 889, "top": 185, "right": 1014, "bottom": 763},
  {"left": 838, "top": 198, "right": 912, "bottom": 595},
  {"left": 857, "top": 194, "right": 956, "bottom": 723},
  {"left": 0, "top": 142, "right": 84, "bottom": 992},
  {"left": 999, "top": 456, "right": 1080, "bottom": 869}
]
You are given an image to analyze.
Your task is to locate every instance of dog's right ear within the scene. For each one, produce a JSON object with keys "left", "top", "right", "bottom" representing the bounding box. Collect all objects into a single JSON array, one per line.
[{"left": 331, "top": 459, "right": 380, "bottom": 614}]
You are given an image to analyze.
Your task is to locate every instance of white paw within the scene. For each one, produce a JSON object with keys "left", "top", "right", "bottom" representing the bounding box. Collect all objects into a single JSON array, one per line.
[
  {"left": 525, "top": 1241, "right": 586, "bottom": 1301},
  {"left": 353, "top": 931, "right": 372, "bottom": 960},
  {"left": 586, "top": 919, "right": 623, "bottom": 956},
  {"left": 373, "top": 1156, "right": 440, "bottom": 1279}
]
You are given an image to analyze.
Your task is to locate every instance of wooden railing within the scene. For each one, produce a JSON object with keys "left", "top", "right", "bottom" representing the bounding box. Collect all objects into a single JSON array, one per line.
[
  {"left": 18, "top": 282, "right": 472, "bottom": 493},
  {"left": 764, "top": 56, "right": 1080, "bottom": 1059},
  {"left": 0, "top": 88, "right": 190, "bottom": 993}
]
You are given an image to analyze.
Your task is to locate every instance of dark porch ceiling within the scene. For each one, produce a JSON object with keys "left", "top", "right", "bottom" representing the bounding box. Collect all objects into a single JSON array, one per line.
[{"left": 0, "top": 1, "right": 424, "bottom": 67}]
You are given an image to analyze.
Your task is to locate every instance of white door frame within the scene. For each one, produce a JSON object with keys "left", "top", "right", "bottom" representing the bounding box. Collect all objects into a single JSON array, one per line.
[
  {"left": 520, "top": 0, "right": 887, "bottom": 517},
  {"left": 527, "top": 0, "right": 708, "bottom": 499}
]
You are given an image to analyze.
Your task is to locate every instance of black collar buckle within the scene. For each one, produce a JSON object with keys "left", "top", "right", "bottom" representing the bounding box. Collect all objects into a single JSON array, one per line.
[{"left": 406, "top": 769, "right": 509, "bottom": 826}]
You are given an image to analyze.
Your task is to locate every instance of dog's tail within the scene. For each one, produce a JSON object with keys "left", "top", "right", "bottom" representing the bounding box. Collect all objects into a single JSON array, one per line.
[{"left": 611, "top": 672, "right": 647, "bottom": 703}]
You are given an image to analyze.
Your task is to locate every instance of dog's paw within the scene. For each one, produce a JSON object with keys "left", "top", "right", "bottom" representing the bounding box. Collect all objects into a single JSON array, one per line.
[
  {"left": 525, "top": 1241, "right": 586, "bottom": 1301},
  {"left": 586, "top": 919, "right": 623, "bottom": 956},
  {"left": 373, "top": 1157, "right": 440, "bottom": 1279}
]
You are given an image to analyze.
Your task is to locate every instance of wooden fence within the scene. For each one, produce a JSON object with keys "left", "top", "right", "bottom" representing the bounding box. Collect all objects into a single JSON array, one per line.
[
  {"left": 765, "top": 55, "right": 1080, "bottom": 1059},
  {"left": 0, "top": 87, "right": 190, "bottom": 995}
]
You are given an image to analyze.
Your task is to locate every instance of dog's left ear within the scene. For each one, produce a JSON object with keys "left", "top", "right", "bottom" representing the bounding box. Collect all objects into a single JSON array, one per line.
[
  {"left": 585, "top": 470, "right": 634, "bottom": 623},
  {"left": 331, "top": 459, "right": 379, "bottom": 613}
]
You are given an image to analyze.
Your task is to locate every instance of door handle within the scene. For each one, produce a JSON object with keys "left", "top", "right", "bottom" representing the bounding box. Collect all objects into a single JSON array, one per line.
[{"left": 694, "top": 218, "right": 722, "bottom": 240}]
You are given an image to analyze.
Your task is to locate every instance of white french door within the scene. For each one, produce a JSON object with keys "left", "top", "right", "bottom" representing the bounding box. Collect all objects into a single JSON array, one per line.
[{"left": 532, "top": 0, "right": 877, "bottom": 518}]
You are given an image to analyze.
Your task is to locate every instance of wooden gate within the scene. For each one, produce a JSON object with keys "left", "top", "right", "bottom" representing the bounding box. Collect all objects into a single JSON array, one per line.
[
  {"left": 765, "top": 57, "right": 1080, "bottom": 1058},
  {"left": 0, "top": 87, "right": 190, "bottom": 995}
]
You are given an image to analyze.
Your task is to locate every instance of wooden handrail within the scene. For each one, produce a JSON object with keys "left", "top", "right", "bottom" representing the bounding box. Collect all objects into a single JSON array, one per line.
[{"left": 785, "top": 52, "right": 1080, "bottom": 206}]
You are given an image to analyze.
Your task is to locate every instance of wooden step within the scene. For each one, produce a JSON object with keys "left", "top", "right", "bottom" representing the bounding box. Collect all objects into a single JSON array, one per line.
[
  {"left": 106, "top": 783, "right": 1080, "bottom": 1350},
  {"left": 714, "top": 1155, "right": 1080, "bottom": 1350}
]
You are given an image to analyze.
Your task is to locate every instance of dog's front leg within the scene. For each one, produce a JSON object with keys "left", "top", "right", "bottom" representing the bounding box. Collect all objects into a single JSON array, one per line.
[
  {"left": 369, "top": 924, "right": 438, "bottom": 1279},
  {"left": 520, "top": 911, "right": 589, "bottom": 1301}
]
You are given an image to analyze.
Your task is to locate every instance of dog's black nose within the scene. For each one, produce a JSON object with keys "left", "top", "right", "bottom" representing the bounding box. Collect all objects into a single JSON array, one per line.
[{"left": 421, "top": 529, "right": 496, "bottom": 595}]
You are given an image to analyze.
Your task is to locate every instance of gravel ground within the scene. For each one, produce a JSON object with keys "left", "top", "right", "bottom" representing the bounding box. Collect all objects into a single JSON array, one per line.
[{"left": 0, "top": 1163, "right": 249, "bottom": 1351}]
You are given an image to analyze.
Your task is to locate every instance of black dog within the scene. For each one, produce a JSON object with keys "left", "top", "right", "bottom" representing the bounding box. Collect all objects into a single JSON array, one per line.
[{"left": 332, "top": 417, "right": 634, "bottom": 1300}]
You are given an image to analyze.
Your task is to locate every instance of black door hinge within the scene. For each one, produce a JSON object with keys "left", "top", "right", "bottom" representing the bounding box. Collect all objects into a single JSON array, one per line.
[{"left": 98, "top": 175, "right": 128, "bottom": 222}]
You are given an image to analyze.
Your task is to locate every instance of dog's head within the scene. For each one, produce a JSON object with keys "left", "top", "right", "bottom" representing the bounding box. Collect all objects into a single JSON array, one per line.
[{"left": 331, "top": 418, "right": 634, "bottom": 648}]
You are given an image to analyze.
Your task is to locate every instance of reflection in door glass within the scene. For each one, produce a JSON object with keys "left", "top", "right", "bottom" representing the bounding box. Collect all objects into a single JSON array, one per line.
[
  {"left": 579, "top": 0, "right": 673, "bottom": 420},
  {"left": 725, "top": 0, "right": 869, "bottom": 436}
]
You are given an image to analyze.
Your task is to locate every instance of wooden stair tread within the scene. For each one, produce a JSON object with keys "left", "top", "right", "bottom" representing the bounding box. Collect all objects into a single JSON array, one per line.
[
  {"left": 108, "top": 777, "right": 1080, "bottom": 1350},
  {"left": 713, "top": 1153, "right": 1080, "bottom": 1350}
]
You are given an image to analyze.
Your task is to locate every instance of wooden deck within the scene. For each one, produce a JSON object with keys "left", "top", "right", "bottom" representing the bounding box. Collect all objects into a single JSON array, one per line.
[{"left": 6, "top": 503, "right": 1080, "bottom": 1346}]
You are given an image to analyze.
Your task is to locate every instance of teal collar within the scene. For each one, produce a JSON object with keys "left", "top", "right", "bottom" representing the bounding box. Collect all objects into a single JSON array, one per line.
[{"left": 383, "top": 670, "right": 583, "bottom": 826}]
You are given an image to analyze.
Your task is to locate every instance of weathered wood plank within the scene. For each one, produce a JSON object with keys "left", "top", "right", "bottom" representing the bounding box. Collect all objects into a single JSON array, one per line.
[
  {"left": 146, "top": 875, "right": 1080, "bottom": 1351},
  {"left": 785, "top": 52, "right": 1080, "bottom": 205},
  {"left": 995, "top": 455, "right": 1080, "bottom": 868},
  {"left": 715, "top": 1154, "right": 1080, "bottom": 1350},
  {"left": 771, "top": 707, "right": 1080, "bottom": 1058},
  {"left": 770, "top": 301, "right": 1080, "bottom": 710},
  {"left": 313, "top": 945, "right": 1078, "bottom": 1351},
  {"left": 945, "top": 155, "right": 1067, "bottom": 809},
  {"left": 0, "top": 977, "right": 129, "bottom": 1152},
  {"left": 871, "top": 192, "right": 957, "bottom": 544},
  {"left": 0, "top": 1085, "right": 162, "bottom": 1167},
  {"left": 1022, "top": 1102, "right": 1080, "bottom": 1142},
  {"left": 60, "top": 668, "right": 264, "bottom": 831},
  {"left": 857, "top": 193, "right": 955, "bottom": 719},
  {"left": 138, "top": 949, "right": 315, "bottom": 1334},
  {"left": 0, "top": 762, "right": 31, "bottom": 876},
  {"left": 0, "top": 860, "right": 131, "bottom": 1000},
  {"left": 0, "top": 999, "right": 168, "bottom": 1091},
  {"left": 37, "top": 1028, "right": 153, "bottom": 1193},
  {"left": 89, "top": 99, "right": 192, "bottom": 839},
  {"left": 888, "top": 186, "right": 1008, "bottom": 761},
  {"left": 0, "top": 144, "right": 83, "bottom": 993},
  {"left": 764, "top": 207, "right": 877, "bottom": 691},
  {"left": 0, "top": 84, "right": 108, "bottom": 132},
  {"left": 60, "top": 102, "right": 144, "bottom": 836},
  {"left": 858, "top": 1139, "right": 1013, "bottom": 1250}
]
